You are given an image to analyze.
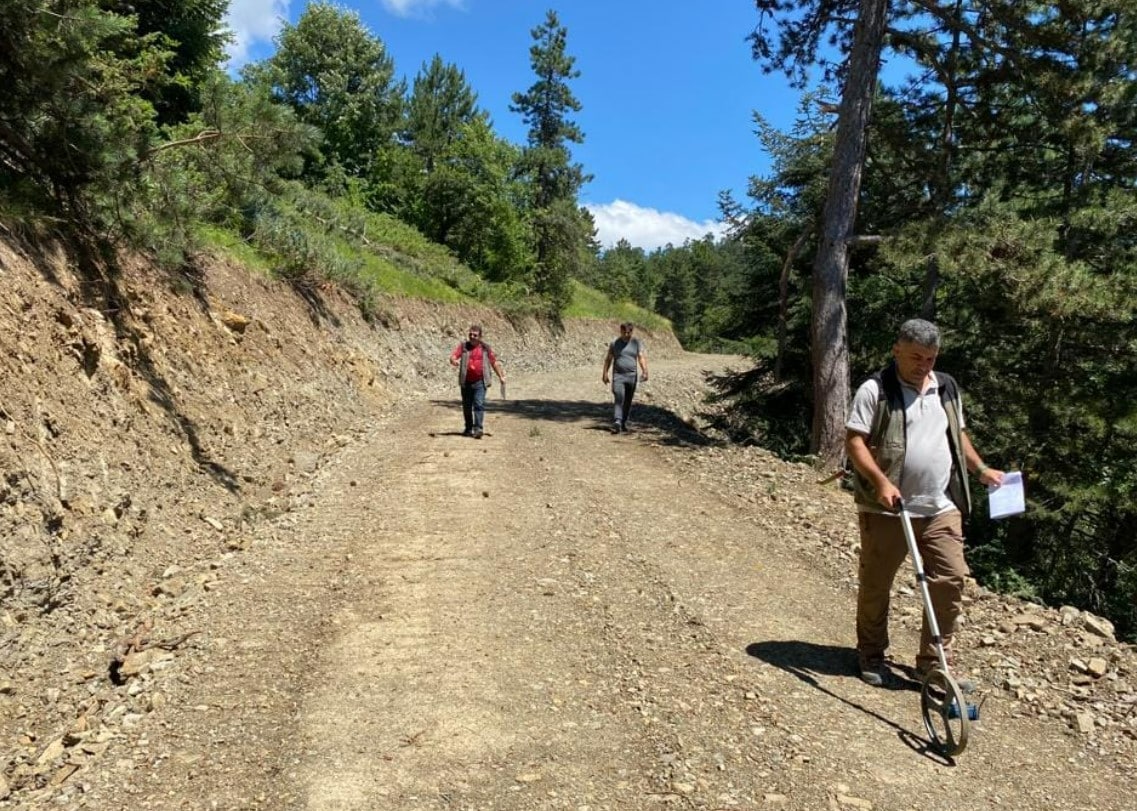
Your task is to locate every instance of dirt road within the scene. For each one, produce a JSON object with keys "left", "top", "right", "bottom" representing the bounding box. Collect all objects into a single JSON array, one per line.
[{"left": 71, "top": 356, "right": 1134, "bottom": 811}]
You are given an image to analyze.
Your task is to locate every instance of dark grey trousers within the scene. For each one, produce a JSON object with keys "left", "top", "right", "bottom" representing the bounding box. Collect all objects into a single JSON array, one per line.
[{"left": 611, "top": 375, "right": 638, "bottom": 426}]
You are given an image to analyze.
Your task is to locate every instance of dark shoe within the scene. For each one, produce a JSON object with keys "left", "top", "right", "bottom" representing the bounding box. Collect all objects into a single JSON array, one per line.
[
  {"left": 859, "top": 656, "right": 888, "bottom": 687},
  {"left": 620, "top": 423, "right": 631, "bottom": 433},
  {"left": 472, "top": 428, "right": 483, "bottom": 439},
  {"left": 610, "top": 423, "right": 621, "bottom": 434},
  {"left": 462, "top": 427, "right": 473, "bottom": 436},
  {"left": 916, "top": 662, "right": 977, "bottom": 694}
]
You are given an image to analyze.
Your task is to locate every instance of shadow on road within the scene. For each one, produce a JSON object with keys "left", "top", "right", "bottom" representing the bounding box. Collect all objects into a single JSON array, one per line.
[
  {"left": 429, "top": 397, "right": 716, "bottom": 447},
  {"left": 745, "top": 640, "right": 955, "bottom": 765}
]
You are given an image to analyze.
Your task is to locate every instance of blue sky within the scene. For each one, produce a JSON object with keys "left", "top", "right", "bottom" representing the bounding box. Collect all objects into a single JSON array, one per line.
[{"left": 223, "top": 1, "right": 807, "bottom": 251}]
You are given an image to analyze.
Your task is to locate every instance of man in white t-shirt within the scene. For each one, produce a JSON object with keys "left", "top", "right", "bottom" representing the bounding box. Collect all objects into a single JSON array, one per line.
[{"left": 846, "top": 319, "right": 1004, "bottom": 687}]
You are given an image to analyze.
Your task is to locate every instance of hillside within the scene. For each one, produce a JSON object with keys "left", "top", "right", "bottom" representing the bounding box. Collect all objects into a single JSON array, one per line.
[{"left": 0, "top": 240, "right": 1135, "bottom": 809}]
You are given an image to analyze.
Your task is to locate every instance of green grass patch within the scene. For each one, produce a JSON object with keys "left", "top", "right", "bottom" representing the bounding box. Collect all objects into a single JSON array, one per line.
[
  {"left": 196, "top": 224, "right": 273, "bottom": 276},
  {"left": 196, "top": 193, "right": 671, "bottom": 329},
  {"left": 353, "top": 248, "right": 466, "bottom": 301},
  {"left": 564, "top": 280, "right": 672, "bottom": 332}
]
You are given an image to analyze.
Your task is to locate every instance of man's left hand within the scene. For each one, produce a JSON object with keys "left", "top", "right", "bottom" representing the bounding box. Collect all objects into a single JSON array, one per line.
[{"left": 980, "top": 467, "right": 1006, "bottom": 487}]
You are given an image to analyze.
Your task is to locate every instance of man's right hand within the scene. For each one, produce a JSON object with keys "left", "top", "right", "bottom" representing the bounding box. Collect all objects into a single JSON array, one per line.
[{"left": 876, "top": 480, "right": 902, "bottom": 510}]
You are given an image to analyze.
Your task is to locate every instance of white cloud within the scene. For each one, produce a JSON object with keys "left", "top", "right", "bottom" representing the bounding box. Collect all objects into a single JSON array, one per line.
[
  {"left": 223, "top": 0, "right": 290, "bottom": 68},
  {"left": 380, "top": 0, "right": 466, "bottom": 18},
  {"left": 585, "top": 200, "right": 727, "bottom": 252}
]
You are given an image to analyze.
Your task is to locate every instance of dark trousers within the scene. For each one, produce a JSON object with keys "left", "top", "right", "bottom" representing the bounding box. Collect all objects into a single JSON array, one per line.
[
  {"left": 612, "top": 375, "right": 637, "bottom": 426},
  {"left": 461, "top": 381, "right": 487, "bottom": 431}
]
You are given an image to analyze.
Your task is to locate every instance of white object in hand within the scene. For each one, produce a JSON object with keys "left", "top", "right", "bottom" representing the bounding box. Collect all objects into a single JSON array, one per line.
[{"left": 988, "top": 471, "right": 1025, "bottom": 519}]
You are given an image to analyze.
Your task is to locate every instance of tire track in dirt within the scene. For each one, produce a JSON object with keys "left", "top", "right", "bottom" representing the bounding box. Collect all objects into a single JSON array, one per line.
[{"left": 295, "top": 373, "right": 664, "bottom": 809}]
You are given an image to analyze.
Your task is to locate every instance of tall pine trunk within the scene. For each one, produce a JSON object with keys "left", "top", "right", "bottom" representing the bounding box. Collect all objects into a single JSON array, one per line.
[{"left": 809, "top": 0, "right": 889, "bottom": 467}]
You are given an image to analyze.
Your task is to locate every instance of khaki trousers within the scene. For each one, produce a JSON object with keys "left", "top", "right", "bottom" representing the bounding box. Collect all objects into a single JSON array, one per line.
[{"left": 855, "top": 510, "right": 968, "bottom": 670}]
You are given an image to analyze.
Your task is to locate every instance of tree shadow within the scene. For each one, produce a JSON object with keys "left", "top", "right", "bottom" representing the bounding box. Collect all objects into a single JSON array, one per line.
[
  {"left": 2, "top": 226, "right": 65, "bottom": 286},
  {"left": 288, "top": 276, "right": 342, "bottom": 328},
  {"left": 700, "top": 363, "right": 813, "bottom": 458},
  {"left": 745, "top": 640, "right": 955, "bottom": 765},
  {"left": 429, "top": 396, "right": 719, "bottom": 448},
  {"left": 66, "top": 233, "right": 240, "bottom": 493}
]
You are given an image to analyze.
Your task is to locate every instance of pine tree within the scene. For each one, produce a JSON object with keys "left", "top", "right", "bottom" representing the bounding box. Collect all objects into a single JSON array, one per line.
[
  {"left": 405, "top": 55, "right": 485, "bottom": 173},
  {"left": 0, "top": 1, "right": 165, "bottom": 216},
  {"left": 103, "top": 0, "right": 229, "bottom": 125},
  {"left": 752, "top": 0, "right": 890, "bottom": 466},
  {"left": 510, "top": 10, "right": 588, "bottom": 208},
  {"left": 510, "top": 10, "right": 594, "bottom": 311}
]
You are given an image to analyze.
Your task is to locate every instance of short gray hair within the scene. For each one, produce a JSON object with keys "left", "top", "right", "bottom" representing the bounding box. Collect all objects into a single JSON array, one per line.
[{"left": 897, "top": 318, "right": 940, "bottom": 349}]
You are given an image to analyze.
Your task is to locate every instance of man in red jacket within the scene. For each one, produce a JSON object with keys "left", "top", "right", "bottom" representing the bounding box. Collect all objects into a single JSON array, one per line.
[{"left": 449, "top": 324, "right": 506, "bottom": 439}]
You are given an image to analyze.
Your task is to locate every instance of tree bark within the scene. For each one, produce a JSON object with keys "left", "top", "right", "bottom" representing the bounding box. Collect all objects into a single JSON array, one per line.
[
  {"left": 775, "top": 230, "right": 808, "bottom": 381},
  {"left": 920, "top": 0, "right": 963, "bottom": 323},
  {"left": 920, "top": 254, "right": 939, "bottom": 321},
  {"left": 809, "top": 0, "right": 889, "bottom": 467}
]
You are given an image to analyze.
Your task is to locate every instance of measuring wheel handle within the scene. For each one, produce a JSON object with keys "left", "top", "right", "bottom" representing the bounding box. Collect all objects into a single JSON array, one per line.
[{"left": 895, "top": 499, "right": 975, "bottom": 757}]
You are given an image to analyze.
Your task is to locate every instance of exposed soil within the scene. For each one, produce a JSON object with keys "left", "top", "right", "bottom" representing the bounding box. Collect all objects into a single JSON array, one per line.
[{"left": 0, "top": 239, "right": 1134, "bottom": 810}]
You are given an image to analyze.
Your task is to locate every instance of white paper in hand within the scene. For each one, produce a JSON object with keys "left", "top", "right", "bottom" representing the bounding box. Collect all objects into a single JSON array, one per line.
[{"left": 988, "top": 471, "right": 1026, "bottom": 519}]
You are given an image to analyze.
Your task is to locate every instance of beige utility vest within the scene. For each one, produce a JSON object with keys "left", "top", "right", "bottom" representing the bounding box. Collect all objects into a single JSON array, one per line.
[{"left": 851, "top": 364, "right": 973, "bottom": 519}]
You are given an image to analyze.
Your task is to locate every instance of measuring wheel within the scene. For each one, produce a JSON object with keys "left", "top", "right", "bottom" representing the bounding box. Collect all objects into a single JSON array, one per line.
[{"left": 920, "top": 667, "right": 970, "bottom": 756}]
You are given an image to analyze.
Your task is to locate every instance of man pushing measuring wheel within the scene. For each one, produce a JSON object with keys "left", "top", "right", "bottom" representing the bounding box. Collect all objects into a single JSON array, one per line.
[{"left": 846, "top": 319, "right": 1007, "bottom": 757}]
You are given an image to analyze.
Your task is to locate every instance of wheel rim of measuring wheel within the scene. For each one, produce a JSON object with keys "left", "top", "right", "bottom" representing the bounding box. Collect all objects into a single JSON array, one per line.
[{"left": 920, "top": 667, "right": 970, "bottom": 756}]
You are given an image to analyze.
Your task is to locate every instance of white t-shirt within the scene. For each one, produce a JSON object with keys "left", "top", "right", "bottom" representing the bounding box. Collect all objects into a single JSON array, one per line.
[{"left": 846, "top": 377, "right": 965, "bottom": 517}]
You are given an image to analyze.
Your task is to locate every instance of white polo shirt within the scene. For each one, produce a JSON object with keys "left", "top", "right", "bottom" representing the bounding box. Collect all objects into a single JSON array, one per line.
[{"left": 846, "top": 377, "right": 964, "bottom": 517}]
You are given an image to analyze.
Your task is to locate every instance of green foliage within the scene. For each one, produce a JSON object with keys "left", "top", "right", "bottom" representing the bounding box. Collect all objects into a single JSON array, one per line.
[
  {"left": 652, "top": 245, "right": 698, "bottom": 340},
  {"left": 408, "top": 119, "right": 534, "bottom": 286},
  {"left": 244, "top": 2, "right": 405, "bottom": 181},
  {"left": 103, "top": 0, "right": 230, "bottom": 125},
  {"left": 0, "top": 0, "right": 633, "bottom": 324},
  {"left": 948, "top": 3, "right": 1137, "bottom": 218},
  {"left": 587, "top": 239, "right": 649, "bottom": 305},
  {"left": 702, "top": 362, "right": 813, "bottom": 458},
  {"left": 359, "top": 142, "right": 425, "bottom": 218},
  {"left": 195, "top": 224, "right": 272, "bottom": 275},
  {"left": 721, "top": 98, "right": 832, "bottom": 373},
  {"left": 120, "top": 73, "right": 316, "bottom": 266},
  {"left": 260, "top": 185, "right": 501, "bottom": 298},
  {"left": 564, "top": 280, "right": 670, "bottom": 331},
  {"left": 510, "top": 10, "right": 589, "bottom": 208},
  {"left": 196, "top": 180, "right": 537, "bottom": 312},
  {"left": 746, "top": 102, "right": 833, "bottom": 223},
  {"left": 530, "top": 199, "right": 594, "bottom": 314},
  {"left": 964, "top": 542, "right": 1040, "bottom": 602},
  {"left": 596, "top": 235, "right": 769, "bottom": 354},
  {"left": 737, "top": 0, "right": 1137, "bottom": 636},
  {"left": 204, "top": 204, "right": 464, "bottom": 307},
  {"left": 0, "top": 1, "right": 165, "bottom": 218},
  {"left": 508, "top": 9, "right": 595, "bottom": 312},
  {"left": 750, "top": 0, "right": 860, "bottom": 87},
  {"left": 405, "top": 55, "right": 485, "bottom": 171},
  {"left": 867, "top": 202, "right": 1137, "bottom": 639}
]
